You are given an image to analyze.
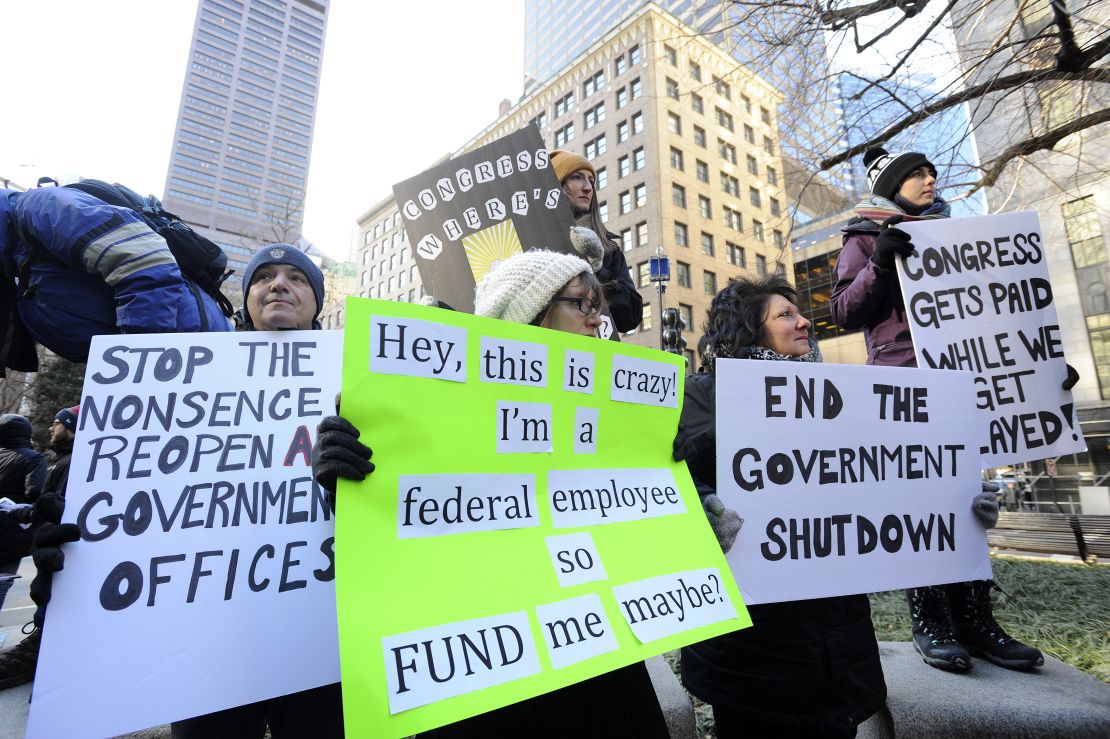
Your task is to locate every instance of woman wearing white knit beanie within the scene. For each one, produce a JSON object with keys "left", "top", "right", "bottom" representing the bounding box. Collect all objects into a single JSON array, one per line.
[
  {"left": 474, "top": 249, "right": 604, "bottom": 336},
  {"left": 418, "top": 248, "right": 670, "bottom": 737}
]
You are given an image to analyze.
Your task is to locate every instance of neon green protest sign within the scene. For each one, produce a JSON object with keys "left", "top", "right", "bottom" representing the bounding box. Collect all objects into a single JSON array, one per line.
[{"left": 337, "top": 298, "right": 750, "bottom": 736}]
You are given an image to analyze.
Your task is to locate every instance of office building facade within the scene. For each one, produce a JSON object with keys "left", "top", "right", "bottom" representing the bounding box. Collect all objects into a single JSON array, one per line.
[
  {"left": 952, "top": 0, "right": 1110, "bottom": 507},
  {"left": 351, "top": 6, "right": 790, "bottom": 366},
  {"left": 161, "top": 0, "right": 329, "bottom": 295}
]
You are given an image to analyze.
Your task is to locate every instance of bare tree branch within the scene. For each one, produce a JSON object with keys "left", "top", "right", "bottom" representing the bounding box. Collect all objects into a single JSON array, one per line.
[{"left": 970, "top": 107, "right": 1110, "bottom": 193}]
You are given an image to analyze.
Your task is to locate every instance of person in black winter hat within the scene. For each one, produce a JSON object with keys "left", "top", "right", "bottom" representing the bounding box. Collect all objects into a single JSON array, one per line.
[
  {"left": 0, "top": 405, "right": 78, "bottom": 690},
  {"left": 0, "top": 414, "right": 45, "bottom": 611},
  {"left": 236, "top": 243, "right": 326, "bottom": 330},
  {"left": 830, "top": 146, "right": 1060, "bottom": 673}
]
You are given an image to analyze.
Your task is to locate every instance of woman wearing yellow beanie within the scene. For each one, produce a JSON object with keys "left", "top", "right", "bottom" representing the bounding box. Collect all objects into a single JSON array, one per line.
[{"left": 548, "top": 149, "right": 644, "bottom": 334}]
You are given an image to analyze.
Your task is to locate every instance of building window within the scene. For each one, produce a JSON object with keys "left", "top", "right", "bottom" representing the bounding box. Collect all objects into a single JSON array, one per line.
[
  {"left": 704, "top": 270, "right": 718, "bottom": 295},
  {"left": 756, "top": 254, "right": 767, "bottom": 276},
  {"left": 583, "top": 70, "right": 606, "bottom": 97},
  {"left": 637, "top": 261, "right": 651, "bottom": 287},
  {"left": 689, "top": 61, "right": 702, "bottom": 81},
  {"left": 679, "top": 303, "right": 694, "bottom": 329},
  {"left": 691, "top": 93, "right": 704, "bottom": 114},
  {"left": 675, "top": 222, "right": 689, "bottom": 247},
  {"left": 555, "top": 91, "right": 575, "bottom": 116},
  {"left": 599, "top": 201, "right": 609, "bottom": 223},
  {"left": 750, "top": 187, "right": 762, "bottom": 208},
  {"left": 719, "top": 140, "right": 737, "bottom": 163},
  {"left": 723, "top": 206, "right": 742, "bottom": 231},
  {"left": 637, "top": 221, "right": 649, "bottom": 248},
  {"left": 585, "top": 134, "right": 607, "bottom": 159},
  {"left": 619, "top": 155, "right": 630, "bottom": 178},
  {"left": 677, "top": 261, "right": 691, "bottom": 288},
  {"left": 753, "top": 220, "right": 765, "bottom": 242},
  {"left": 1063, "top": 195, "right": 1110, "bottom": 394},
  {"left": 747, "top": 155, "right": 759, "bottom": 176},
  {"left": 632, "top": 112, "right": 644, "bottom": 134},
  {"left": 616, "top": 87, "right": 628, "bottom": 109},
  {"left": 763, "top": 136, "right": 774, "bottom": 154},
  {"left": 773, "top": 229, "right": 785, "bottom": 248},
  {"left": 664, "top": 45, "right": 677, "bottom": 65},
  {"left": 554, "top": 123, "right": 574, "bottom": 146},
  {"left": 633, "top": 147, "right": 645, "bottom": 170},
  {"left": 693, "top": 125, "right": 706, "bottom": 148},
  {"left": 721, "top": 173, "right": 739, "bottom": 196},
  {"left": 740, "top": 94, "right": 752, "bottom": 113},
  {"left": 667, "top": 112, "right": 682, "bottom": 135},
  {"left": 770, "top": 197, "right": 781, "bottom": 217},
  {"left": 642, "top": 304, "right": 652, "bottom": 330},
  {"left": 620, "top": 190, "right": 632, "bottom": 214},
  {"left": 596, "top": 167, "right": 607, "bottom": 190},
  {"left": 532, "top": 111, "right": 547, "bottom": 129},
  {"left": 630, "top": 77, "right": 642, "bottom": 99},
  {"left": 584, "top": 102, "right": 606, "bottom": 128},
  {"left": 701, "top": 232, "right": 715, "bottom": 257},
  {"left": 666, "top": 77, "right": 680, "bottom": 100},
  {"left": 617, "top": 120, "right": 629, "bottom": 143},
  {"left": 715, "top": 107, "right": 734, "bottom": 131},
  {"left": 761, "top": 106, "right": 771, "bottom": 124},
  {"left": 698, "top": 195, "right": 712, "bottom": 219},
  {"left": 743, "top": 124, "right": 755, "bottom": 144},
  {"left": 670, "top": 146, "right": 684, "bottom": 170},
  {"left": 621, "top": 228, "right": 632, "bottom": 251},
  {"left": 727, "top": 242, "right": 745, "bottom": 267},
  {"left": 615, "top": 55, "right": 627, "bottom": 76},
  {"left": 696, "top": 160, "right": 709, "bottom": 183},
  {"left": 673, "top": 183, "right": 687, "bottom": 208},
  {"left": 713, "top": 76, "right": 731, "bottom": 100},
  {"left": 630, "top": 45, "right": 641, "bottom": 65},
  {"left": 635, "top": 183, "right": 646, "bottom": 207}
]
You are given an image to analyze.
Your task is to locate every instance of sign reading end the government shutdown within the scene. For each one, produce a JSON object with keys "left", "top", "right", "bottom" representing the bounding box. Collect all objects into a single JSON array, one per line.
[{"left": 715, "top": 360, "right": 991, "bottom": 605}]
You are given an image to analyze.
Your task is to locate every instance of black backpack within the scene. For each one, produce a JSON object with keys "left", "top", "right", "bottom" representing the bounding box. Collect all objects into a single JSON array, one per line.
[{"left": 61, "top": 179, "right": 236, "bottom": 318}]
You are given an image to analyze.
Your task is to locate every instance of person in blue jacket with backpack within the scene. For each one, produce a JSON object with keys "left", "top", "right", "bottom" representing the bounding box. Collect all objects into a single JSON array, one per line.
[{"left": 0, "top": 183, "right": 232, "bottom": 368}]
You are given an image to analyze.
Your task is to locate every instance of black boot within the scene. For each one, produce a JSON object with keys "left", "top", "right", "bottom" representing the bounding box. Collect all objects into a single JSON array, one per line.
[
  {"left": 907, "top": 586, "right": 971, "bottom": 671},
  {"left": 0, "top": 627, "right": 41, "bottom": 690},
  {"left": 948, "top": 580, "right": 1044, "bottom": 670}
]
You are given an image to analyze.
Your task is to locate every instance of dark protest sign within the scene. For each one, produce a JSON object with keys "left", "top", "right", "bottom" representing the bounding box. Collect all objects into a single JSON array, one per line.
[
  {"left": 897, "top": 212, "right": 1086, "bottom": 468},
  {"left": 714, "top": 360, "right": 990, "bottom": 604},
  {"left": 27, "top": 333, "right": 342, "bottom": 739},
  {"left": 393, "top": 126, "right": 575, "bottom": 315}
]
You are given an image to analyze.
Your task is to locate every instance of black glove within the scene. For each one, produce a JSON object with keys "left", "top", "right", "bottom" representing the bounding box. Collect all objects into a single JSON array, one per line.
[
  {"left": 312, "top": 415, "right": 374, "bottom": 495},
  {"left": 29, "top": 518, "right": 80, "bottom": 628},
  {"left": 1063, "top": 363, "right": 1079, "bottom": 391},
  {"left": 673, "top": 421, "right": 714, "bottom": 464},
  {"left": 871, "top": 215, "right": 914, "bottom": 269}
]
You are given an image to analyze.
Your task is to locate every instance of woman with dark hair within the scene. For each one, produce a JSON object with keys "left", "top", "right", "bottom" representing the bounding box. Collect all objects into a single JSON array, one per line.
[
  {"left": 675, "top": 275, "right": 887, "bottom": 738},
  {"left": 548, "top": 149, "right": 643, "bottom": 333}
]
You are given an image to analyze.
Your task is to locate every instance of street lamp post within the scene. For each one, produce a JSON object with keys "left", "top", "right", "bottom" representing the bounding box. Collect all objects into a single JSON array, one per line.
[{"left": 648, "top": 246, "right": 670, "bottom": 350}]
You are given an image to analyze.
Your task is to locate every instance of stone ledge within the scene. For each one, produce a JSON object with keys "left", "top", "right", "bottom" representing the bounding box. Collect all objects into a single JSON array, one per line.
[{"left": 859, "top": 641, "right": 1110, "bottom": 739}]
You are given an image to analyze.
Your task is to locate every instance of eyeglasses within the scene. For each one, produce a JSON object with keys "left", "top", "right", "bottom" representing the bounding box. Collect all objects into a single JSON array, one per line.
[{"left": 551, "top": 296, "right": 601, "bottom": 316}]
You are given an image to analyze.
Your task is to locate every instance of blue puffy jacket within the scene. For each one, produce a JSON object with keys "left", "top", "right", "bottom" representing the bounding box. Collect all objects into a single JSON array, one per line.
[{"left": 0, "top": 187, "right": 231, "bottom": 363}]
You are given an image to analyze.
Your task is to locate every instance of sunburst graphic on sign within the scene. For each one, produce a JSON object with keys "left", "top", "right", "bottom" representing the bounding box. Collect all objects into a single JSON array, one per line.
[{"left": 464, "top": 219, "right": 524, "bottom": 284}]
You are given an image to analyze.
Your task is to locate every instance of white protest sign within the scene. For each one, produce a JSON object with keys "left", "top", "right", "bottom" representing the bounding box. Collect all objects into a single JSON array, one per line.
[
  {"left": 715, "top": 360, "right": 991, "bottom": 604},
  {"left": 896, "top": 211, "right": 1085, "bottom": 467},
  {"left": 27, "top": 332, "right": 342, "bottom": 739}
]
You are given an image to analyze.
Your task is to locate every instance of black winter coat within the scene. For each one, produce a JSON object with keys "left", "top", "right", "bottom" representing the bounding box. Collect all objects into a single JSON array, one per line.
[
  {"left": 679, "top": 372, "right": 887, "bottom": 737},
  {"left": 0, "top": 416, "right": 46, "bottom": 562},
  {"left": 596, "top": 241, "right": 643, "bottom": 334}
]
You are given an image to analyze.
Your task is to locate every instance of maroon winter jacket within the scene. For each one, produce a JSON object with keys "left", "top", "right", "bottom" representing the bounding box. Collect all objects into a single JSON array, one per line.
[{"left": 830, "top": 217, "right": 917, "bottom": 367}]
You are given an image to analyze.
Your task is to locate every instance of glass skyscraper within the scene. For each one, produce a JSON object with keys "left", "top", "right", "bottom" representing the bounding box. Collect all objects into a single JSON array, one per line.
[{"left": 161, "top": 0, "right": 329, "bottom": 293}]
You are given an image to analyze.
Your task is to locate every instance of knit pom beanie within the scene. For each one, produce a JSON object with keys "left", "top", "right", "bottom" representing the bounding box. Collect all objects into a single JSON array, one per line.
[
  {"left": 474, "top": 250, "right": 592, "bottom": 325},
  {"left": 864, "top": 146, "right": 936, "bottom": 200},
  {"left": 549, "top": 149, "right": 595, "bottom": 184}
]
